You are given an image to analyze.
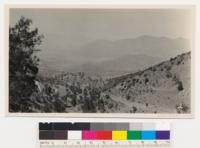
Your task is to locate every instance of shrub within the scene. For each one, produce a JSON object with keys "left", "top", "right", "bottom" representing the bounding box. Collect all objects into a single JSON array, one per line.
[
  {"left": 71, "top": 95, "right": 77, "bottom": 107},
  {"left": 54, "top": 98, "right": 66, "bottom": 112},
  {"left": 177, "top": 81, "right": 184, "bottom": 91},
  {"left": 166, "top": 66, "right": 171, "bottom": 71},
  {"left": 130, "top": 106, "right": 137, "bottom": 113},
  {"left": 81, "top": 98, "right": 97, "bottom": 113},
  {"left": 176, "top": 103, "right": 189, "bottom": 113},
  {"left": 177, "top": 60, "right": 181, "bottom": 65},
  {"left": 145, "top": 78, "right": 149, "bottom": 84},
  {"left": 108, "top": 103, "right": 114, "bottom": 109},
  {"left": 144, "top": 73, "right": 148, "bottom": 77},
  {"left": 98, "top": 100, "right": 105, "bottom": 113},
  {"left": 152, "top": 67, "right": 157, "bottom": 72},
  {"left": 126, "top": 94, "right": 131, "bottom": 100},
  {"left": 166, "top": 72, "right": 172, "bottom": 78},
  {"left": 173, "top": 76, "right": 184, "bottom": 91}
]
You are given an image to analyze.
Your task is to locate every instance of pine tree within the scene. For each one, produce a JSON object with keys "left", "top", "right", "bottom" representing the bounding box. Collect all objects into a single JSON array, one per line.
[{"left": 9, "top": 17, "right": 44, "bottom": 112}]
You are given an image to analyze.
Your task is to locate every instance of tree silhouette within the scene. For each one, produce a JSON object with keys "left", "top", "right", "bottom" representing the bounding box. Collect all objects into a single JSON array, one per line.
[{"left": 9, "top": 17, "right": 44, "bottom": 112}]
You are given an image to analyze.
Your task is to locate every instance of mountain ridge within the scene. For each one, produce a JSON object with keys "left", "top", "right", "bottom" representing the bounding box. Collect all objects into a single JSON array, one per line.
[{"left": 38, "top": 35, "right": 190, "bottom": 76}]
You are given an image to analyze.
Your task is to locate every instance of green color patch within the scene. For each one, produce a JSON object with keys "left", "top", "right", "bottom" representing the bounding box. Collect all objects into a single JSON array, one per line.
[{"left": 127, "top": 131, "right": 141, "bottom": 140}]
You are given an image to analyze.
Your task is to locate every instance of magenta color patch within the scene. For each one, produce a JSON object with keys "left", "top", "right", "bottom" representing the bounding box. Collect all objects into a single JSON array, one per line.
[{"left": 82, "top": 131, "right": 97, "bottom": 140}]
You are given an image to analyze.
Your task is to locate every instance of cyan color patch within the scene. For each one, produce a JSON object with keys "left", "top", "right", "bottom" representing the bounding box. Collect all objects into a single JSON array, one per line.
[{"left": 141, "top": 131, "right": 156, "bottom": 140}]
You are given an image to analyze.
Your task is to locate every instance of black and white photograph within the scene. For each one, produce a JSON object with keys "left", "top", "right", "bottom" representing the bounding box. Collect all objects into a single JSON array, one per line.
[{"left": 8, "top": 6, "right": 194, "bottom": 117}]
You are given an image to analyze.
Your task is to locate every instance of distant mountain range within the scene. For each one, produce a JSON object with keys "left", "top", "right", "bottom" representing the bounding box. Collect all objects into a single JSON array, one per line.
[
  {"left": 72, "top": 35, "right": 190, "bottom": 60},
  {"left": 38, "top": 35, "right": 190, "bottom": 76},
  {"left": 68, "top": 54, "right": 161, "bottom": 76}
]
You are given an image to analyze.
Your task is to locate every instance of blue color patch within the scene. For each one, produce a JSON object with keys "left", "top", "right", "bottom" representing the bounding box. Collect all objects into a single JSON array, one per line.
[{"left": 141, "top": 131, "right": 156, "bottom": 140}]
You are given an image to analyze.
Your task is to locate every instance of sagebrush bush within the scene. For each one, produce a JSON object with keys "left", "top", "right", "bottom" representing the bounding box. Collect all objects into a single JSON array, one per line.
[{"left": 177, "top": 81, "right": 184, "bottom": 91}]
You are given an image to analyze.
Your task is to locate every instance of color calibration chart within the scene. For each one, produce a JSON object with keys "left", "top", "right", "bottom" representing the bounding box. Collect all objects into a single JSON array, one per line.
[{"left": 39, "top": 122, "right": 171, "bottom": 148}]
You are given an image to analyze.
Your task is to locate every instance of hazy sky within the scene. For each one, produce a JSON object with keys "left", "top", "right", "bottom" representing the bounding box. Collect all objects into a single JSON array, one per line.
[
  {"left": 10, "top": 9, "right": 194, "bottom": 47},
  {"left": 9, "top": 8, "right": 194, "bottom": 70}
]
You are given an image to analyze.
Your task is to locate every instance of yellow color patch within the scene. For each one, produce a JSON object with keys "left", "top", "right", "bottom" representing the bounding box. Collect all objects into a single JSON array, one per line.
[{"left": 112, "top": 131, "right": 127, "bottom": 140}]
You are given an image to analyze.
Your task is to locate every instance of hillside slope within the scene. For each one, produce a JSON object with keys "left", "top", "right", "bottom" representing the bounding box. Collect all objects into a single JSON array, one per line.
[
  {"left": 29, "top": 52, "right": 191, "bottom": 113},
  {"left": 106, "top": 52, "right": 191, "bottom": 113}
]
